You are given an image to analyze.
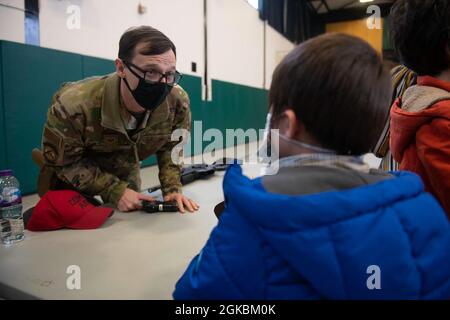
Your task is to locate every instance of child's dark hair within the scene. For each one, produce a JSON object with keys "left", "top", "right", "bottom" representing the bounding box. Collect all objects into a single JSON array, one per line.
[
  {"left": 389, "top": 0, "right": 450, "bottom": 76},
  {"left": 269, "top": 33, "right": 392, "bottom": 156}
]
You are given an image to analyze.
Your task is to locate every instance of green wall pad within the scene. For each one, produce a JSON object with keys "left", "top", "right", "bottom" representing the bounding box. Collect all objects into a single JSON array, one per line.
[
  {"left": 1, "top": 41, "right": 84, "bottom": 194},
  {"left": 0, "top": 42, "right": 6, "bottom": 170}
]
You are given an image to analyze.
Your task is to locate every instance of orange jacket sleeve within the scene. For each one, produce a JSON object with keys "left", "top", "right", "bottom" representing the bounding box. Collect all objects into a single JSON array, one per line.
[{"left": 416, "top": 115, "right": 450, "bottom": 217}]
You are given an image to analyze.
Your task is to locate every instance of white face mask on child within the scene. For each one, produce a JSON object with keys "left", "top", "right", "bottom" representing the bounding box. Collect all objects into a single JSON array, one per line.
[
  {"left": 258, "top": 112, "right": 336, "bottom": 162},
  {"left": 275, "top": 131, "right": 336, "bottom": 154},
  {"left": 258, "top": 113, "right": 274, "bottom": 163}
]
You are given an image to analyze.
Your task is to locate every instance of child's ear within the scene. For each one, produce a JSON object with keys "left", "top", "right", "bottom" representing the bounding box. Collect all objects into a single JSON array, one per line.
[{"left": 284, "top": 109, "right": 301, "bottom": 139}]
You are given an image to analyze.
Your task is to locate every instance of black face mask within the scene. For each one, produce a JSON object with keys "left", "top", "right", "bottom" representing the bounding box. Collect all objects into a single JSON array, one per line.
[{"left": 123, "top": 63, "right": 173, "bottom": 111}]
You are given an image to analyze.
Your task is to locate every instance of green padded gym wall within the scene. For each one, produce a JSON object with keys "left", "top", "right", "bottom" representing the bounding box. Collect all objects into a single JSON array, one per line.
[
  {"left": 1, "top": 41, "right": 83, "bottom": 194},
  {"left": 82, "top": 56, "right": 115, "bottom": 78},
  {"left": 0, "top": 42, "right": 6, "bottom": 171}
]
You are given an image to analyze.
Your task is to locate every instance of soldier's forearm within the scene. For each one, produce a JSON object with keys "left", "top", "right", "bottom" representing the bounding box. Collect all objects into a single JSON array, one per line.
[
  {"left": 158, "top": 163, "right": 183, "bottom": 196},
  {"left": 157, "top": 150, "right": 183, "bottom": 196},
  {"left": 160, "top": 176, "right": 183, "bottom": 196}
]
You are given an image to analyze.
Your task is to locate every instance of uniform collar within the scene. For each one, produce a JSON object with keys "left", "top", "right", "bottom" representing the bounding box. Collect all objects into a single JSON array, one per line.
[
  {"left": 101, "top": 73, "right": 170, "bottom": 134},
  {"left": 119, "top": 96, "right": 151, "bottom": 131}
]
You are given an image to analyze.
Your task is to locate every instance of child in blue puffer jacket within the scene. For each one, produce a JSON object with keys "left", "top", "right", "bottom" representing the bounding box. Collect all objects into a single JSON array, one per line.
[{"left": 173, "top": 33, "right": 450, "bottom": 300}]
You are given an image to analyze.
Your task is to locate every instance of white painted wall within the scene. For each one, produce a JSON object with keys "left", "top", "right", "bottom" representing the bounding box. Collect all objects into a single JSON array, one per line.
[
  {"left": 0, "top": 0, "right": 294, "bottom": 88},
  {"left": 39, "top": 0, "right": 147, "bottom": 60},
  {"left": 265, "top": 24, "right": 296, "bottom": 89},
  {"left": 38, "top": 0, "right": 204, "bottom": 77},
  {"left": 208, "top": 0, "right": 264, "bottom": 88},
  {"left": 145, "top": 0, "right": 204, "bottom": 80},
  {"left": 0, "top": 0, "right": 25, "bottom": 43}
]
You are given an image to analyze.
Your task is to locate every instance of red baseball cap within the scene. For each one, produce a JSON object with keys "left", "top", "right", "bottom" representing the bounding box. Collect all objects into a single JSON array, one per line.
[{"left": 27, "top": 190, "right": 114, "bottom": 231}]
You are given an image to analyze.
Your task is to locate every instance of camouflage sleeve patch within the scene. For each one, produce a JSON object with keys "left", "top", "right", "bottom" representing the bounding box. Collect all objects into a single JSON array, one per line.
[{"left": 42, "top": 126, "right": 63, "bottom": 165}]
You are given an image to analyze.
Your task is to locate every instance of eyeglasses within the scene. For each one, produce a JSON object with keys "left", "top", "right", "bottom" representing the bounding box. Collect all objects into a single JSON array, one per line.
[{"left": 123, "top": 61, "right": 183, "bottom": 86}]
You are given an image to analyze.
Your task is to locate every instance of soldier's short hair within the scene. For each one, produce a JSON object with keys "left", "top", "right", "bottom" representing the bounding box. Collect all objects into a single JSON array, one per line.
[
  {"left": 119, "top": 26, "right": 176, "bottom": 62},
  {"left": 269, "top": 33, "right": 392, "bottom": 156}
]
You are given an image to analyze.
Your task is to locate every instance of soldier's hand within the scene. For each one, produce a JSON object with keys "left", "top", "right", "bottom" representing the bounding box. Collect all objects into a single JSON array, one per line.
[
  {"left": 118, "top": 188, "right": 155, "bottom": 212},
  {"left": 164, "top": 193, "right": 199, "bottom": 214}
]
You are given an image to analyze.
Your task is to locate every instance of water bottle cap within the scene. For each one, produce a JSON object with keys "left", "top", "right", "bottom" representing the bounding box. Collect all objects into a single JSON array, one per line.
[{"left": 0, "top": 169, "right": 13, "bottom": 177}]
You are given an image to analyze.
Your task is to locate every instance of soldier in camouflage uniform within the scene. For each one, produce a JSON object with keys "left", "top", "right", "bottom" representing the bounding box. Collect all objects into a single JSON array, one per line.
[{"left": 37, "top": 26, "right": 199, "bottom": 213}]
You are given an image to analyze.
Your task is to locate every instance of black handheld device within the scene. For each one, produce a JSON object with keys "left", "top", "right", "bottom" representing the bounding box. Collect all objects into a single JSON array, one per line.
[{"left": 142, "top": 200, "right": 179, "bottom": 214}]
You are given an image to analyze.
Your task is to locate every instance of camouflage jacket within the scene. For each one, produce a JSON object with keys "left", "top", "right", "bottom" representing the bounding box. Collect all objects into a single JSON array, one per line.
[{"left": 41, "top": 73, "right": 191, "bottom": 206}]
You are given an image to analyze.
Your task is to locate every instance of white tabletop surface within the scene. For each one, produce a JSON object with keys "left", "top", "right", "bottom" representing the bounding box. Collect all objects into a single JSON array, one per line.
[{"left": 0, "top": 172, "right": 226, "bottom": 300}]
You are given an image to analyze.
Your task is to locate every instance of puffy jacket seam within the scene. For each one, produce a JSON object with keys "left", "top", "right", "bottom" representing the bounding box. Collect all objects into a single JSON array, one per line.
[
  {"left": 210, "top": 236, "right": 247, "bottom": 299},
  {"left": 329, "top": 226, "right": 348, "bottom": 300},
  {"left": 256, "top": 193, "right": 422, "bottom": 233},
  {"left": 394, "top": 211, "right": 422, "bottom": 299}
]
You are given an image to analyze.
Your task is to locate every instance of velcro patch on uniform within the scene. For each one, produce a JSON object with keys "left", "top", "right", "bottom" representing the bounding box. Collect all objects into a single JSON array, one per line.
[
  {"left": 43, "top": 145, "right": 58, "bottom": 163},
  {"left": 43, "top": 126, "right": 64, "bottom": 164}
]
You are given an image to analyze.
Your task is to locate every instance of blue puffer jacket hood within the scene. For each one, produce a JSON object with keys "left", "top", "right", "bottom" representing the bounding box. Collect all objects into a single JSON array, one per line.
[{"left": 174, "top": 165, "right": 450, "bottom": 300}]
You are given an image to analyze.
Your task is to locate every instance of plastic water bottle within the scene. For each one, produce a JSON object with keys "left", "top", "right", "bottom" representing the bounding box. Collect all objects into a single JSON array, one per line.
[{"left": 0, "top": 170, "right": 25, "bottom": 245}]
